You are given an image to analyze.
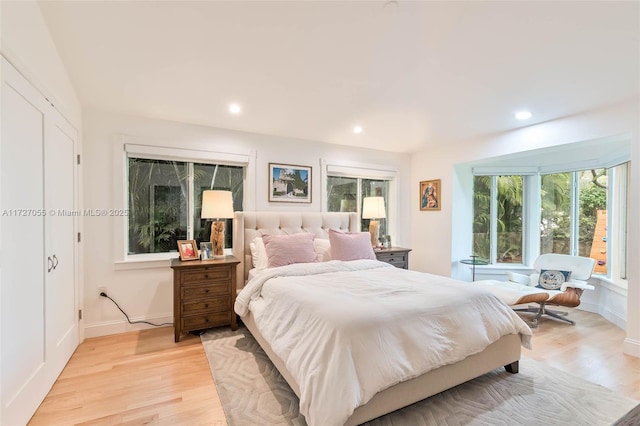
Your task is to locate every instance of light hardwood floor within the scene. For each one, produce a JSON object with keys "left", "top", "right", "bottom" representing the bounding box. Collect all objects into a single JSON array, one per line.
[{"left": 29, "top": 309, "right": 640, "bottom": 425}]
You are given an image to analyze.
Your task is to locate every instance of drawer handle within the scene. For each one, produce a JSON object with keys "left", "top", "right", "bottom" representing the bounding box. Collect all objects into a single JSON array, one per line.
[
  {"left": 205, "top": 274, "right": 209, "bottom": 279},
  {"left": 389, "top": 258, "right": 394, "bottom": 262},
  {"left": 205, "top": 318, "right": 210, "bottom": 322},
  {"left": 204, "top": 304, "right": 209, "bottom": 308},
  {"left": 205, "top": 289, "right": 209, "bottom": 293}
]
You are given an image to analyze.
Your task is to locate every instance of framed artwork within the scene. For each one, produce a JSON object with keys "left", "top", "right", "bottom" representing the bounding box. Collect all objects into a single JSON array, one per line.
[
  {"left": 200, "top": 242, "right": 213, "bottom": 260},
  {"left": 269, "top": 163, "right": 312, "bottom": 203},
  {"left": 177, "top": 239, "right": 199, "bottom": 261},
  {"left": 419, "top": 179, "right": 441, "bottom": 211}
]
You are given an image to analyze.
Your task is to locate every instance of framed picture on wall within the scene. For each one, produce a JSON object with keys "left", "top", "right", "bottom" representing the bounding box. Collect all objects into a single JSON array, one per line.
[
  {"left": 268, "top": 163, "right": 312, "bottom": 203},
  {"left": 419, "top": 179, "right": 441, "bottom": 211}
]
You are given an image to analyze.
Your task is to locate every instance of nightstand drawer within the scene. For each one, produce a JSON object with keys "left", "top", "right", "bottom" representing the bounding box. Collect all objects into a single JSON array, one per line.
[
  {"left": 182, "top": 311, "right": 231, "bottom": 330},
  {"left": 183, "top": 296, "right": 230, "bottom": 314},
  {"left": 376, "top": 253, "right": 406, "bottom": 264},
  {"left": 374, "top": 247, "right": 411, "bottom": 269},
  {"left": 386, "top": 259, "right": 407, "bottom": 268},
  {"left": 182, "top": 268, "right": 231, "bottom": 284},
  {"left": 182, "top": 283, "right": 229, "bottom": 299}
]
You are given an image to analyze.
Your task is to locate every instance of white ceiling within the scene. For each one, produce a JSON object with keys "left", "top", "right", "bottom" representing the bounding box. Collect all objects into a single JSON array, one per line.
[{"left": 39, "top": 1, "right": 639, "bottom": 153}]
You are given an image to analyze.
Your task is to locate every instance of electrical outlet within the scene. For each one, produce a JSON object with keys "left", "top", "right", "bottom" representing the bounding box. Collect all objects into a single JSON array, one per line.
[{"left": 98, "top": 286, "right": 107, "bottom": 296}]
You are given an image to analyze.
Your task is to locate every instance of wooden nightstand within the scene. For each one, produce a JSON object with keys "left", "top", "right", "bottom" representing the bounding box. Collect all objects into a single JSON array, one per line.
[
  {"left": 171, "top": 256, "right": 240, "bottom": 342},
  {"left": 374, "top": 247, "right": 412, "bottom": 269}
]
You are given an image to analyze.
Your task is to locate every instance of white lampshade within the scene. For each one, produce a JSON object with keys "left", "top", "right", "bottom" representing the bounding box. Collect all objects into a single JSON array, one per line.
[
  {"left": 201, "top": 190, "right": 234, "bottom": 219},
  {"left": 362, "top": 196, "right": 386, "bottom": 219}
]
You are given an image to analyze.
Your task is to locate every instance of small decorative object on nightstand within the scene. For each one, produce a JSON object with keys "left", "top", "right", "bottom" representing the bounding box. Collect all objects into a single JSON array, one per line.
[
  {"left": 375, "top": 247, "right": 411, "bottom": 269},
  {"left": 171, "top": 256, "right": 240, "bottom": 342}
]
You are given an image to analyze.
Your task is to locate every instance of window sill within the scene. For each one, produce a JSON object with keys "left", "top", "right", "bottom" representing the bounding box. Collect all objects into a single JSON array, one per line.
[
  {"left": 114, "top": 253, "right": 178, "bottom": 271},
  {"left": 113, "top": 249, "right": 234, "bottom": 271},
  {"left": 593, "top": 274, "right": 627, "bottom": 296}
]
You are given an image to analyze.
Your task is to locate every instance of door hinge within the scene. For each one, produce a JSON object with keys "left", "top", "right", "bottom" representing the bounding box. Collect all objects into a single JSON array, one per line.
[
  {"left": 77, "top": 154, "right": 81, "bottom": 165},
  {"left": 78, "top": 309, "right": 82, "bottom": 320},
  {"left": 77, "top": 232, "right": 81, "bottom": 243}
]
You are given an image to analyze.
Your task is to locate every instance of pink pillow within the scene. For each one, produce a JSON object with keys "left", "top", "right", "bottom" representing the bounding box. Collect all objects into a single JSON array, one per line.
[
  {"left": 328, "top": 229, "right": 376, "bottom": 261},
  {"left": 262, "top": 233, "right": 317, "bottom": 267}
]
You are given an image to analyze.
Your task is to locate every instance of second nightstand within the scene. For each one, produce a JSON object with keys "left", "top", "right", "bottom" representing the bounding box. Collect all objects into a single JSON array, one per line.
[{"left": 374, "top": 247, "right": 412, "bottom": 269}]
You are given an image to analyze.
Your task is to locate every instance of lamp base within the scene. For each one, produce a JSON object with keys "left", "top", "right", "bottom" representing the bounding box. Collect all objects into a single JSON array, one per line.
[
  {"left": 210, "top": 220, "right": 226, "bottom": 257},
  {"left": 368, "top": 220, "right": 380, "bottom": 247}
]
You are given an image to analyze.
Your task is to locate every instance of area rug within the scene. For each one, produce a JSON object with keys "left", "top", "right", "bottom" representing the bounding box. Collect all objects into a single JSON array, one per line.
[{"left": 201, "top": 327, "right": 638, "bottom": 426}]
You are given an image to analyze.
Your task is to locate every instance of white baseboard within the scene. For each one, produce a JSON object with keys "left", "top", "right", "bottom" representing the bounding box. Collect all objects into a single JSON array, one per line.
[
  {"left": 623, "top": 338, "right": 640, "bottom": 358},
  {"left": 84, "top": 314, "right": 173, "bottom": 338},
  {"left": 600, "top": 306, "right": 627, "bottom": 330}
]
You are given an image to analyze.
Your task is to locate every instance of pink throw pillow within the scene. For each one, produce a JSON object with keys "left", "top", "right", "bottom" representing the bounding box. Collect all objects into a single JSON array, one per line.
[
  {"left": 262, "top": 233, "right": 317, "bottom": 268},
  {"left": 328, "top": 229, "right": 376, "bottom": 261}
]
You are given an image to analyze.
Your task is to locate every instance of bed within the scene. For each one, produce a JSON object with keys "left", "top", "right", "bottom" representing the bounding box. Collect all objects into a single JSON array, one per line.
[{"left": 232, "top": 211, "right": 531, "bottom": 426}]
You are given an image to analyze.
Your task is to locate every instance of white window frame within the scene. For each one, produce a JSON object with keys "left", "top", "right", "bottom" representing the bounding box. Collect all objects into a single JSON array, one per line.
[
  {"left": 320, "top": 159, "right": 397, "bottom": 235},
  {"left": 112, "top": 135, "right": 255, "bottom": 268},
  {"left": 472, "top": 170, "right": 534, "bottom": 266}
]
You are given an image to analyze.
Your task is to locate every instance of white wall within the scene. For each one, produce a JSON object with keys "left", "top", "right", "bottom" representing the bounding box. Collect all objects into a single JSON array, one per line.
[
  {"left": 0, "top": 1, "right": 81, "bottom": 124},
  {"left": 82, "top": 108, "right": 412, "bottom": 337},
  {"left": 410, "top": 99, "right": 640, "bottom": 356}
]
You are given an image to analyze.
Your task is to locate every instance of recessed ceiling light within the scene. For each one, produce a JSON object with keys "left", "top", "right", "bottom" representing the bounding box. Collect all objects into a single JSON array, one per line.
[
  {"left": 515, "top": 111, "right": 532, "bottom": 120},
  {"left": 229, "top": 103, "right": 241, "bottom": 114},
  {"left": 353, "top": 126, "right": 363, "bottom": 134}
]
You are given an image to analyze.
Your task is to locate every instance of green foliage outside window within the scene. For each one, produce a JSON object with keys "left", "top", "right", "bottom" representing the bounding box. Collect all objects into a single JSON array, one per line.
[
  {"left": 128, "top": 158, "right": 243, "bottom": 255},
  {"left": 473, "top": 169, "right": 607, "bottom": 265}
]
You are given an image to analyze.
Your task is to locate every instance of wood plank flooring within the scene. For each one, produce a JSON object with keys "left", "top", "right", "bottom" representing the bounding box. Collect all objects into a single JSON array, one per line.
[{"left": 29, "top": 309, "right": 640, "bottom": 425}]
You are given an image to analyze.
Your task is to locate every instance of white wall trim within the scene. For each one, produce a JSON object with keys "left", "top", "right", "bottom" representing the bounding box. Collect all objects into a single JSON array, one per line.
[
  {"left": 600, "top": 305, "right": 627, "bottom": 330},
  {"left": 84, "top": 314, "right": 173, "bottom": 338},
  {"left": 623, "top": 338, "right": 640, "bottom": 358}
]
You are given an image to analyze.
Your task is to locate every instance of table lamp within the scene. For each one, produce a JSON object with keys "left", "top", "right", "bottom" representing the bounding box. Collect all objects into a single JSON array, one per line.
[
  {"left": 201, "top": 190, "right": 234, "bottom": 258},
  {"left": 362, "top": 196, "right": 386, "bottom": 247}
]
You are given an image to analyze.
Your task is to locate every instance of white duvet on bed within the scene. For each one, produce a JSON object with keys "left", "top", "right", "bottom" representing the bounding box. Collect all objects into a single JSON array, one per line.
[{"left": 235, "top": 260, "right": 532, "bottom": 426}]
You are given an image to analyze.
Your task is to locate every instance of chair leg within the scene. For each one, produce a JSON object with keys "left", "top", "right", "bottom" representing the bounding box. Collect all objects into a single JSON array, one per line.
[
  {"left": 544, "top": 307, "right": 569, "bottom": 316},
  {"left": 543, "top": 309, "right": 576, "bottom": 325},
  {"left": 513, "top": 302, "right": 576, "bottom": 326},
  {"left": 513, "top": 305, "right": 543, "bottom": 328}
]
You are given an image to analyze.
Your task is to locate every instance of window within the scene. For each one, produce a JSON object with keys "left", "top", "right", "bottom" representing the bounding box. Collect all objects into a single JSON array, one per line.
[
  {"left": 540, "top": 172, "right": 572, "bottom": 254},
  {"left": 474, "top": 164, "right": 627, "bottom": 277},
  {"left": 472, "top": 175, "right": 524, "bottom": 264},
  {"left": 326, "top": 176, "right": 390, "bottom": 237},
  {"left": 540, "top": 169, "right": 608, "bottom": 273},
  {"left": 128, "top": 157, "right": 243, "bottom": 255}
]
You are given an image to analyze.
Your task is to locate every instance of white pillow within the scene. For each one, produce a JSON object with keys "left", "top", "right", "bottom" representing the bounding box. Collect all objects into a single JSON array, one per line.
[
  {"left": 249, "top": 237, "right": 268, "bottom": 269},
  {"left": 314, "top": 238, "right": 332, "bottom": 262}
]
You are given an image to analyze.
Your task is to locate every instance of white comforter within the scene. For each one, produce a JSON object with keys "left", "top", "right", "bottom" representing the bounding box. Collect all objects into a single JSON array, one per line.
[{"left": 235, "top": 260, "right": 532, "bottom": 426}]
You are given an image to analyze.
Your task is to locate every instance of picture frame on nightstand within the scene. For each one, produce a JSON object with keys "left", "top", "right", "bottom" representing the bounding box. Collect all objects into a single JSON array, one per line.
[{"left": 177, "top": 240, "right": 199, "bottom": 261}]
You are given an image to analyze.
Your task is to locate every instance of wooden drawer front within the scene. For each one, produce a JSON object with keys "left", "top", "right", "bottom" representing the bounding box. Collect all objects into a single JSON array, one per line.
[
  {"left": 182, "top": 283, "right": 229, "bottom": 300},
  {"left": 377, "top": 253, "right": 406, "bottom": 266},
  {"left": 181, "top": 268, "right": 230, "bottom": 284},
  {"left": 183, "top": 296, "right": 230, "bottom": 315},
  {"left": 182, "top": 311, "right": 231, "bottom": 330}
]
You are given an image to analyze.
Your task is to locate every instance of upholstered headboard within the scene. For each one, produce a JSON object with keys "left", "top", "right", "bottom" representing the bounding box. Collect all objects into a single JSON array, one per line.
[{"left": 232, "top": 211, "right": 358, "bottom": 288}]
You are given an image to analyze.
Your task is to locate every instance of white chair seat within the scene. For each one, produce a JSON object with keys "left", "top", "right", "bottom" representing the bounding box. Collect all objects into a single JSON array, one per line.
[{"left": 475, "top": 280, "right": 555, "bottom": 305}]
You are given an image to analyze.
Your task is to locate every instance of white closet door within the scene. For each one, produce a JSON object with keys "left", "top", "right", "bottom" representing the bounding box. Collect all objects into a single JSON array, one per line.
[
  {"left": 1, "top": 57, "right": 49, "bottom": 426},
  {"left": 44, "top": 111, "right": 78, "bottom": 383},
  {"left": 1, "top": 56, "right": 79, "bottom": 425}
]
